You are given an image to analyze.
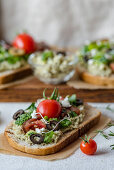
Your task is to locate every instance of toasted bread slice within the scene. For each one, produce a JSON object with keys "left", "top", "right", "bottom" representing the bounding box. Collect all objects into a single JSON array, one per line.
[
  {"left": 0, "top": 65, "right": 32, "bottom": 84},
  {"left": 5, "top": 104, "right": 101, "bottom": 156},
  {"left": 76, "top": 66, "right": 114, "bottom": 86}
]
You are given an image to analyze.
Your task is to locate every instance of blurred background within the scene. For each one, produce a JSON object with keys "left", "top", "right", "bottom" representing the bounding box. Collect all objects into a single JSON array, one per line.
[{"left": 0, "top": 0, "right": 114, "bottom": 47}]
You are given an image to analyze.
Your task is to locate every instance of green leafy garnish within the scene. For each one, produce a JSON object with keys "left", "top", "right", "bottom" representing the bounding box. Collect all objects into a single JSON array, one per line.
[
  {"left": 110, "top": 144, "right": 114, "bottom": 150},
  {"left": 15, "top": 112, "right": 32, "bottom": 125},
  {"left": 43, "top": 88, "right": 59, "bottom": 100},
  {"left": 108, "top": 131, "right": 114, "bottom": 136},
  {"left": 69, "top": 111, "right": 77, "bottom": 117},
  {"left": 95, "top": 130, "right": 109, "bottom": 139},
  {"left": 60, "top": 119, "right": 72, "bottom": 128},
  {"left": 44, "top": 131, "right": 54, "bottom": 144},
  {"left": 108, "top": 123, "right": 114, "bottom": 127},
  {"left": 26, "top": 130, "right": 37, "bottom": 136},
  {"left": 49, "top": 118, "right": 59, "bottom": 122},
  {"left": 42, "top": 50, "right": 54, "bottom": 62},
  {"left": 68, "top": 94, "right": 76, "bottom": 105},
  {"left": 44, "top": 116, "right": 49, "bottom": 120},
  {"left": 106, "top": 105, "right": 114, "bottom": 112},
  {"left": 26, "top": 103, "right": 36, "bottom": 113}
]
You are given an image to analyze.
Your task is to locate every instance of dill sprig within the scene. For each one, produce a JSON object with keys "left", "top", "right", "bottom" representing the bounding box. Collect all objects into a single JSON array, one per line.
[
  {"left": 108, "top": 131, "right": 114, "bottom": 136},
  {"left": 108, "top": 123, "right": 114, "bottom": 127},
  {"left": 110, "top": 144, "right": 114, "bottom": 150},
  {"left": 106, "top": 105, "right": 114, "bottom": 112},
  {"left": 95, "top": 130, "right": 109, "bottom": 139}
]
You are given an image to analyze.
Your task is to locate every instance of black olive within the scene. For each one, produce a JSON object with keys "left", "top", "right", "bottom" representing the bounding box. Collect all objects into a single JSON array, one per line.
[
  {"left": 75, "top": 99, "right": 83, "bottom": 106},
  {"left": 46, "top": 120, "right": 60, "bottom": 131},
  {"left": 30, "top": 134, "right": 44, "bottom": 144},
  {"left": 83, "top": 55, "right": 89, "bottom": 62},
  {"left": 56, "top": 51, "right": 66, "bottom": 56},
  {"left": 13, "top": 109, "right": 24, "bottom": 120}
]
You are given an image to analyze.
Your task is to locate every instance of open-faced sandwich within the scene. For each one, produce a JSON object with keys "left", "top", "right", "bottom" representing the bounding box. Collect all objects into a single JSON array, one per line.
[
  {"left": 76, "top": 39, "right": 114, "bottom": 86},
  {"left": 5, "top": 88, "right": 101, "bottom": 155},
  {"left": 0, "top": 33, "right": 49, "bottom": 84}
]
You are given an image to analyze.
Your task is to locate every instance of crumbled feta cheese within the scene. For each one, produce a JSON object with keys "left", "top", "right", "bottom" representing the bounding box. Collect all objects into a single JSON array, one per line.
[
  {"left": 60, "top": 97, "right": 71, "bottom": 107},
  {"left": 35, "top": 128, "right": 45, "bottom": 134},
  {"left": 88, "top": 59, "right": 94, "bottom": 65},
  {"left": 31, "top": 110, "right": 37, "bottom": 119},
  {"left": 91, "top": 49, "right": 96, "bottom": 56}
]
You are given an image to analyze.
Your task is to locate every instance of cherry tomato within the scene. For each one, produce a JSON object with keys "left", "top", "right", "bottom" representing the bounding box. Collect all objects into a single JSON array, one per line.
[
  {"left": 13, "top": 33, "right": 35, "bottom": 53},
  {"left": 36, "top": 99, "right": 61, "bottom": 118},
  {"left": 80, "top": 138, "right": 97, "bottom": 155},
  {"left": 22, "top": 118, "right": 46, "bottom": 133},
  {"left": 110, "top": 62, "right": 114, "bottom": 71}
]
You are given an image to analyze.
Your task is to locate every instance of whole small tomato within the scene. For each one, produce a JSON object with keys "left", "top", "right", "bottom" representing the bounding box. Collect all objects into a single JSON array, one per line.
[
  {"left": 80, "top": 135, "right": 97, "bottom": 155},
  {"left": 13, "top": 33, "right": 35, "bottom": 53},
  {"left": 36, "top": 99, "right": 61, "bottom": 118}
]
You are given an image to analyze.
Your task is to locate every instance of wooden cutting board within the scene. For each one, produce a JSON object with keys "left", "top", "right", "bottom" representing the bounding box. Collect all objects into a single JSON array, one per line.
[{"left": 0, "top": 76, "right": 114, "bottom": 102}]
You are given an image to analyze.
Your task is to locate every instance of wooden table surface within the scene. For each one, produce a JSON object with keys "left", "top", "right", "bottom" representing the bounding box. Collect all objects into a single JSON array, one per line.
[{"left": 0, "top": 77, "right": 114, "bottom": 102}]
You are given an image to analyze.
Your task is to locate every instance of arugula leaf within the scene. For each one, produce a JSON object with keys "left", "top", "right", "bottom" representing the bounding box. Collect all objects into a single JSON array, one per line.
[
  {"left": 69, "top": 111, "right": 78, "bottom": 118},
  {"left": 26, "top": 103, "right": 36, "bottom": 113},
  {"left": 68, "top": 94, "right": 76, "bottom": 105},
  {"left": 60, "top": 119, "right": 72, "bottom": 128},
  {"left": 15, "top": 112, "right": 32, "bottom": 125},
  {"left": 44, "top": 131, "right": 54, "bottom": 144}
]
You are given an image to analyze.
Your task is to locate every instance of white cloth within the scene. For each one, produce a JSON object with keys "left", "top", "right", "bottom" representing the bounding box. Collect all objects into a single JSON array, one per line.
[
  {"left": 0, "top": 102, "right": 114, "bottom": 170},
  {"left": 1, "top": 0, "right": 114, "bottom": 47}
]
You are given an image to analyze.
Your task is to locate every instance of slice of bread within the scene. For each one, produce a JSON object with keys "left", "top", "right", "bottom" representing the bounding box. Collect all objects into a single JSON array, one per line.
[
  {"left": 0, "top": 65, "right": 32, "bottom": 84},
  {"left": 76, "top": 66, "right": 114, "bottom": 86},
  {"left": 5, "top": 104, "right": 101, "bottom": 156}
]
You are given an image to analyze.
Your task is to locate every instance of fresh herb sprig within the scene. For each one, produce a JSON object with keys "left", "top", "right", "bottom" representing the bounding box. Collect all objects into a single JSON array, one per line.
[
  {"left": 106, "top": 105, "right": 114, "bottom": 112},
  {"left": 108, "top": 123, "right": 114, "bottom": 127},
  {"left": 43, "top": 88, "right": 59, "bottom": 100},
  {"left": 108, "top": 131, "right": 114, "bottom": 136},
  {"left": 110, "top": 144, "right": 114, "bottom": 150},
  {"left": 95, "top": 130, "right": 109, "bottom": 139}
]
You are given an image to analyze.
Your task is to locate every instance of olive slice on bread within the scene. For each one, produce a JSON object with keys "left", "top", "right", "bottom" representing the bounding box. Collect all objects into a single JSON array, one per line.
[
  {"left": 46, "top": 120, "right": 60, "bottom": 131},
  {"left": 13, "top": 109, "right": 24, "bottom": 120},
  {"left": 30, "top": 134, "right": 44, "bottom": 144}
]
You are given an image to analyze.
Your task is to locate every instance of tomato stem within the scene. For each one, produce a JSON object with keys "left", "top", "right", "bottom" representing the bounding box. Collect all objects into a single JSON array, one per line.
[{"left": 81, "top": 134, "right": 91, "bottom": 144}]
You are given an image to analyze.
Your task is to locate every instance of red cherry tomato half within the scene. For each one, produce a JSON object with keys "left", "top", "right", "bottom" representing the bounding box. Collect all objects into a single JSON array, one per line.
[
  {"left": 13, "top": 33, "right": 35, "bottom": 53},
  {"left": 80, "top": 139, "right": 97, "bottom": 155},
  {"left": 36, "top": 99, "right": 61, "bottom": 118},
  {"left": 22, "top": 118, "right": 46, "bottom": 133}
]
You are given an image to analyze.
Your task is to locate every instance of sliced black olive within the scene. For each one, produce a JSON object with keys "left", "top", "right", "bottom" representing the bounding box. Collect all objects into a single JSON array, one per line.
[
  {"left": 46, "top": 120, "right": 60, "bottom": 131},
  {"left": 30, "top": 134, "right": 44, "bottom": 144},
  {"left": 75, "top": 99, "right": 83, "bottom": 106},
  {"left": 56, "top": 51, "right": 66, "bottom": 56},
  {"left": 13, "top": 109, "right": 24, "bottom": 120}
]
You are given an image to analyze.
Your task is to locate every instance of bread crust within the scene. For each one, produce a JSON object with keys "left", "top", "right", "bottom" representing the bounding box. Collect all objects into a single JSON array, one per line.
[
  {"left": 5, "top": 105, "right": 101, "bottom": 156},
  {"left": 0, "top": 65, "right": 32, "bottom": 84},
  {"left": 76, "top": 67, "right": 114, "bottom": 86}
]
